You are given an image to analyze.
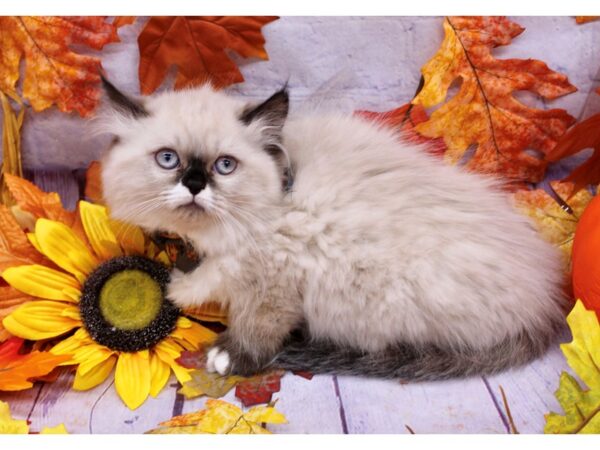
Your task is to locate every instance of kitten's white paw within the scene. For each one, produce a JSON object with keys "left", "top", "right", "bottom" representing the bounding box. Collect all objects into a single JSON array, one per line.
[
  {"left": 205, "top": 346, "right": 231, "bottom": 375},
  {"left": 214, "top": 351, "right": 231, "bottom": 376},
  {"left": 206, "top": 347, "right": 219, "bottom": 373},
  {"left": 166, "top": 270, "right": 192, "bottom": 308}
]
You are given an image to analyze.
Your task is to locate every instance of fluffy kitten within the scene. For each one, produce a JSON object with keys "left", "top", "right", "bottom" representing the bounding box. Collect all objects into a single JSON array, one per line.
[{"left": 99, "top": 78, "right": 566, "bottom": 380}]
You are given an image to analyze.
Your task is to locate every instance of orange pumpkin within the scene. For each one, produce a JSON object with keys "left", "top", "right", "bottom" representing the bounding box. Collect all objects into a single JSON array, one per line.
[{"left": 572, "top": 194, "right": 600, "bottom": 314}]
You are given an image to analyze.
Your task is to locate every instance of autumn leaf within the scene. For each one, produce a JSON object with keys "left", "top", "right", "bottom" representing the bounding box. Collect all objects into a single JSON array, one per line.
[
  {"left": 546, "top": 114, "right": 600, "bottom": 198},
  {"left": 356, "top": 102, "right": 447, "bottom": 157},
  {"left": 84, "top": 161, "right": 104, "bottom": 204},
  {"left": 0, "top": 17, "right": 119, "bottom": 116},
  {"left": 0, "top": 400, "right": 68, "bottom": 434},
  {"left": 178, "top": 368, "right": 245, "bottom": 400},
  {"left": 545, "top": 300, "right": 600, "bottom": 433},
  {"left": 113, "top": 17, "right": 136, "bottom": 28},
  {"left": 0, "top": 337, "right": 71, "bottom": 391},
  {"left": 137, "top": 16, "right": 278, "bottom": 94},
  {"left": 0, "top": 92, "right": 24, "bottom": 206},
  {"left": 3, "top": 174, "right": 87, "bottom": 244},
  {"left": 185, "top": 302, "right": 228, "bottom": 325},
  {"left": 512, "top": 181, "right": 593, "bottom": 268},
  {"left": 235, "top": 370, "right": 285, "bottom": 407},
  {"left": 575, "top": 17, "right": 600, "bottom": 24},
  {"left": 147, "top": 399, "right": 287, "bottom": 434},
  {"left": 412, "top": 16, "right": 576, "bottom": 186}
]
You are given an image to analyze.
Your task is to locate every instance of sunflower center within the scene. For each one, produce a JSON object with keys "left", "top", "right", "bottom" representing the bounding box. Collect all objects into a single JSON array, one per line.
[
  {"left": 80, "top": 255, "right": 180, "bottom": 352},
  {"left": 99, "top": 270, "right": 162, "bottom": 330}
]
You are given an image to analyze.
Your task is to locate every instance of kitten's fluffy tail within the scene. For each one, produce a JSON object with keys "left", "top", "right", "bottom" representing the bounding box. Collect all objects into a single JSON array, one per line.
[{"left": 273, "top": 323, "right": 561, "bottom": 380}]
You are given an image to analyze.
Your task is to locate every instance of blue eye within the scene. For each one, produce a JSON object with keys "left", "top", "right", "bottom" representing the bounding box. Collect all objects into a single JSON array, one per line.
[
  {"left": 214, "top": 156, "right": 237, "bottom": 175},
  {"left": 155, "top": 148, "right": 180, "bottom": 169}
]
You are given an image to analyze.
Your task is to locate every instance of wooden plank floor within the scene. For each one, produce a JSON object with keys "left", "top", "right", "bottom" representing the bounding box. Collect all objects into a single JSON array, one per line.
[
  {"left": 0, "top": 170, "right": 572, "bottom": 433},
  {"left": 0, "top": 343, "right": 570, "bottom": 434}
]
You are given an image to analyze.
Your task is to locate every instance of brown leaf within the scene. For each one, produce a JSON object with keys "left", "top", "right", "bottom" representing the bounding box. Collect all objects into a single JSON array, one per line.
[
  {"left": 84, "top": 161, "right": 104, "bottom": 204},
  {"left": 235, "top": 370, "right": 284, "bottom": 407},
  {"left": 137, "top": 16, "right": 278, "bottom": 94},
  {"left": 546, "top": 114, "right": 600, "bottom": 197}
]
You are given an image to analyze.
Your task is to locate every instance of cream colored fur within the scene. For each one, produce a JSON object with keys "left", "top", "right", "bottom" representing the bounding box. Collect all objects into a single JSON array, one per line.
[{"left": 99, "top": 85, "right": 566, "bottom": 377}]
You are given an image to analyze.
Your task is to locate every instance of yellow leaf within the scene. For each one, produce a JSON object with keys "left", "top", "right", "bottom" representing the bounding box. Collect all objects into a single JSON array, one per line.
[
  {"left": 512, "top": 181, "right": 593, "bottom": 269},
  {"left": 147, "top": 399, "right": 287, "bottom": 434},
  {"left": 178, "top": 369, "right": 244, "bottom": 399},
  {"left": 40, "top": 423, "right": 68, "bottom": 434},
  {"left": 0, "top": 92, "right": 23, "bottom": 206},
  {"left": 545, "top": 300, "right": 600, "bottom": 433},
  {"left": 0, "top": 401, "right": 28, "bottom": 434}
]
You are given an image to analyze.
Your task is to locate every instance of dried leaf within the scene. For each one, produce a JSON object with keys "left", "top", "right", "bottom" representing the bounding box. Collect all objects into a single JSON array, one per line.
[
  {"left": 0, "top": 17, "right": 119, "bottom": 116},
  {"left": 0, "top": 337, "right": 72, "bottom": 391},
  {"left": 0, "top": 400, "right": 28, "bottom": 433},
  {"left": 235, "top": 370, "right": 284, "bottom": 407},
  {"left": 178, "top": 369, "right": 245, "bottom": 399},
  {"left": 512, "top": 181, "right": 593, "bottom": 269},
  {"left": 113, "top": 17, "right": 136, "bottom": 28},
  {"left": 138, "top": 16, "right": 278, "bottom": 94},
  {"left": 0, "top": 92, "right": 24, "bottom": 206},
  {"left": 546, "top": 114, "right": 600, "bottom": 197},
  {"left": 185, "top": 302, "right": 228, "bottom": 325},
  {"left": 545, "top": 301, "right": 600, "bottom": 433},
  {"left": 575, "top": 16, "right": 600, "bottom": 24},
  {"left": 84, "top": 161, "right": 104, "bottom": 204},
  {"left": 356, "top": 103, "right": 446, "bottom": 157},
  {"left": 412, "top": 17, "right": 576, "bottom": 186},
  {"left": 147, "top": 399, "right": 287, "bottom": 434}
]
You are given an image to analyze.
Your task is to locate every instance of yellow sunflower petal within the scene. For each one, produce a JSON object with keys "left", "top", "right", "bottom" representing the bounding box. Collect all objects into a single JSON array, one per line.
[
  {"left": 2, "top": 301, "right": 81, "bottom": 340},
  {"left": 171, "top": 318, "right": 216, "bottom": 348},
  {"left": 51, "top": 329, "right": 93, "bottom": 363},
  {"left": 2, "top": 265, "right": 81, "bottom": 302},
  {"left": 149, "top": 351, "right": 171, "bottom": 397},
  {"left": 73, "top": 345, "right": 115, "bottom": 376},
  {"left": 155, "top": 251, "right": 171, "bottom": 266},
  {"left": 79, "top": 201, "right": 122, "bottom": 260},
  {"left": 115, "top": 350, "right": 151, "bottom": 410},
  {"left": 109, "top": 219, "right": 145, "bottom": 255},
  {"left": 154, "top": 340, "right": 192, "bottom": 384},
  {"left": 73, "top": 355, "right": 117, "bottom": 391},
  {"left": 35, "top": 218, "right": 99, "bottom": 284}
]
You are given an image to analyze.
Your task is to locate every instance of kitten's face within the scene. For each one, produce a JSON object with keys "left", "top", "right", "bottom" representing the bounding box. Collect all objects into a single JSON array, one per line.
[{"left": 99, "top": 83, "right": 288, "bottom": 241}]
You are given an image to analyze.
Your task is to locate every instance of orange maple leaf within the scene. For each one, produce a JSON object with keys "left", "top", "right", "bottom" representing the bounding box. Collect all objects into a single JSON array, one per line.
[
  {"left": 0, "top": 337, "right": 71, "bottom": 391},
  {"left": 137, "top": 16, "right": 278, "bottom": 94},
  {"left": 546, "top": 114, "right": 600, "bottom": 198},
  {"left": 412, "top": 16, "right": 576, "bottom": 187},
  {"left": 356, "top": 102, "right": 447, "bottom": 158},
  {"left": 0, "top": 17, "right": 119, "bottom": 116},
  {"left": 575, "top": 16, "right": 600, "bottom": 24}
]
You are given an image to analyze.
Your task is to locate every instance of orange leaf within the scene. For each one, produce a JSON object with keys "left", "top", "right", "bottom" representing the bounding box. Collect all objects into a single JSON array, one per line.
[
  {"left": 575, "top": 16, "right": 600, "bottom": 24},
  {"left": 0, "top": 17, "right": 119, "bottom": 116},
  {"left": 0, "top": 337, "right": 71, "bottom": 391},
  {"left": 412, "top": 17, "right": 576, "bottom": 186},
  {"left": 0, "top": 205, "right": 48, "bottom": 271},
  {"left": 84, "top": 161, "right": 104, "bottom": 204},
  {"left": 138, "top": 16, "right": 278, "bottom": 94},
  {"left": 356, "top": 103, "right": 447, "bottom": 157},
  {"left": 113, "top": 17, "right": 136, "bottom": 28},
  {"left": 546, "top": 114, "right": 600, "bottom": 198}
]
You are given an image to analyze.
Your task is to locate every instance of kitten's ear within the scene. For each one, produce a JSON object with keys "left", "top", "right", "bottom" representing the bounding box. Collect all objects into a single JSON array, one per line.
[
  {"left": 101, "top": 75, "right": 149, "bottom": 119},
  {"left": 240, "top": 88, "right": 289, "bottom": 136}
]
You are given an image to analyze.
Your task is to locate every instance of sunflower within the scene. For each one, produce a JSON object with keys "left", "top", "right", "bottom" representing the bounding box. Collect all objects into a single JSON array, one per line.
[{"left": 1, "top": 179, "right": 218, "bottom": 410}]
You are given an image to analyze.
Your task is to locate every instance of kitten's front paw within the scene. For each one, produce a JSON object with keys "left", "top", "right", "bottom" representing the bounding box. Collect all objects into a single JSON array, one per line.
[
  {"left": 206, "top": 347, "right": 231, "bottom": 376},
  {"left": 166, "top": 269, "right": 192, "bottom": 308},
  {"left": 207, "top": 333, "right": 274, "bottom": 377}
]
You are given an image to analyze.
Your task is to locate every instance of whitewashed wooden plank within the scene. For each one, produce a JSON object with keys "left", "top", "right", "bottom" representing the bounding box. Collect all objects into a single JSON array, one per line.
[
  {"left": 29, "top": 169, "right": 80, "bottom": 211},
  {"left": 180, "top": 373, "right": 344, "bottom": 433},
  {"left": 484, "top": 342, "right": 570, "bottom": 434},
  {"left": 25, "top": 370, "right": 179, "bottom": 433},
  {"left": 268, "top": 374, "right": 344, "bottom": 434},
  {"left": 336, "top": 375, "right": 507, "bottom": 433}
]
